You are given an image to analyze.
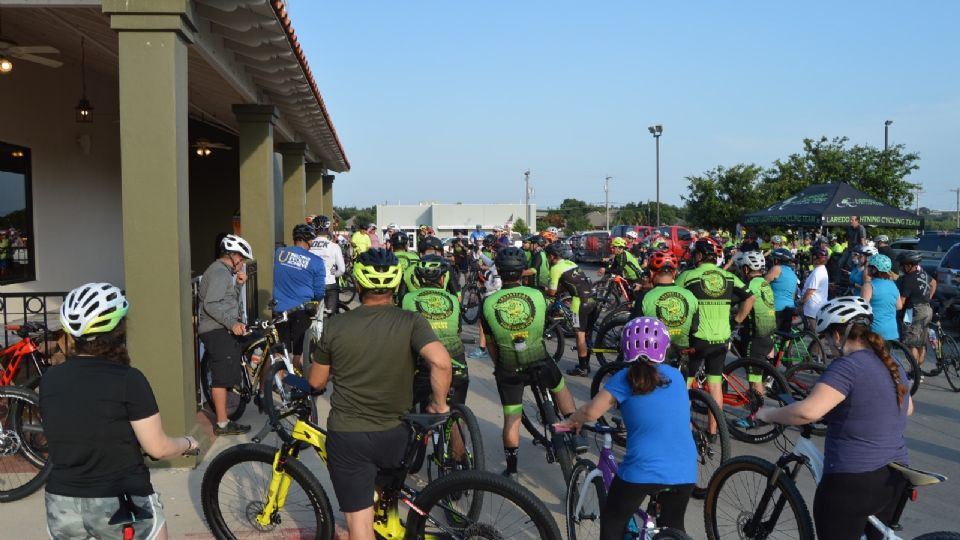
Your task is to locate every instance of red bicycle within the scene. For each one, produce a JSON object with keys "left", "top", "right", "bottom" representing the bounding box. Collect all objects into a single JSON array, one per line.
[{"left": 1, "top": 321, "right": 51, "bottom": 389}]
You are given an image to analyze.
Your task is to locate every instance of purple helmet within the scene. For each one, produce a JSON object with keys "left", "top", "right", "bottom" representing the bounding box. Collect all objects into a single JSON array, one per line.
[{"left": 621, "top": 317, "right": 671, "bottom": 363}]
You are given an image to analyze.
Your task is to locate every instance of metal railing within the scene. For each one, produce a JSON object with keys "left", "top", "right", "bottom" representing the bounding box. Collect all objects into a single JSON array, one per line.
[{"left": 0, "top": 291, "right": 66, "bottom": 356}]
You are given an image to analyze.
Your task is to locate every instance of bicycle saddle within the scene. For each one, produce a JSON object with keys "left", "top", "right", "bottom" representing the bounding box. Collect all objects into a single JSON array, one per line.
[
  {"left": 774, "top": 329, "right": 798, "bottom": 339},
  {"left": 107, "top": 494, "right": 153, "bottom": 526},
  {"left": 888, "top": 463, "right": 947, "bottom": 487},
  {"left": 402, "top": 413, "right": 449, "bottom": 432}
]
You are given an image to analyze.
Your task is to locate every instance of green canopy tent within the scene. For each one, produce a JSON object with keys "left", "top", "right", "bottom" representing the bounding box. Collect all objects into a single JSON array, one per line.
[{"left": 742, "top": 183, "right": 921, "bottom": 229}]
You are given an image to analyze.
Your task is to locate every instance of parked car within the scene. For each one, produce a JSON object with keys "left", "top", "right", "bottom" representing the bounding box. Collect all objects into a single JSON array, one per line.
[
  {"left": 889, "top": 236, "right": 919, "bottom": 250},
  {"left": 653, "top": 225, "right": 695, "bottom": 259},
  {"left": 610, "top": 224, "right": 656, "bottom": 241},
  {"left": 892, "top": 231, "right": 960, "bottom": 277},
  {"left": 575, "top": 230, "right": 611, "bottom": 263},
  {"left": 935, "top": 242, "right": 960, "bottom": 300}
]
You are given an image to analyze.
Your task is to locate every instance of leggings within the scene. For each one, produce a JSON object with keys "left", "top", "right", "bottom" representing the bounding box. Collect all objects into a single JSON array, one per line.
[
  {"left": 599, "top": 476, "right": 693, "bottom": 540},
  {"left": 813, "top": 466, "right": 907, "bottom": 540}
]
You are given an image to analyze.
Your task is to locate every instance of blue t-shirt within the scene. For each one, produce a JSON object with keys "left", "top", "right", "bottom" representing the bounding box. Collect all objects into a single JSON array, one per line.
[
  {"left": 604, "top": 364, "right": 697, "bottom": 485},
  {"left": 818, "top": 349, "right": 909, "bottom": 474},
  {"left": 273, "top": 246, "right": 326, "bottom": 312},
  {"left": 849, "top": 267, "right": 863, "bottom": 291},
  {"left": 771, "top": 265, "right": 798, "bottom": 311},
  {"left": 869, "top": 278, "right": 899, "bottom": 341}
]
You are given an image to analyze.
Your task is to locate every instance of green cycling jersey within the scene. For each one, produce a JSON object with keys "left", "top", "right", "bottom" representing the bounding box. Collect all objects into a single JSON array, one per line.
[
  {"left": 676, "top": 262, "right": 753, "bottom": 344},
  {"left": 640, "top": 284, "right": 699, "bottom": 348},
  {"left": 746, "top": 276, "right": 776, "bottom": 338},
  {"left": 480, "top": 284, "right": 548, "bottom": 372},
  {"left": 402, "top": 286, "right": 464, "bottom": 358}
]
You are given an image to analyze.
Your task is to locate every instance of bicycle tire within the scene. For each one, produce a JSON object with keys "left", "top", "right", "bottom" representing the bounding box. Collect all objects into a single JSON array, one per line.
[
  {"left": 721, "top": 358, "right": 790, "bottom": 444},
  {"left": 688, "top": 388, "right": 730, "bottom": 500},
  {"left": 427, "top": 403, "right": 486, "bottom": 481},
  {"left": 460, "top": 285, "right": 482, "bottom": 324},
  {"left": 566, "top": 459, "right": 605, "bottom": 540},
  {"left": 703, "top": 455, "right": 814, "bottom": 540},
  {"left": 543, "top": 320, "right": 565, "bottom": 363},
  {"left": 520, "top": 387, "right": 550, "bottom": 448},
  {"left": 593, "top": 311, "right": 630, "bottom": 366},
  {"left": 783, "top": 362, "right": 828, "bottom": 436},
  {"left": 913, "top": 533, "right": 960, "bottom": 540},
  {"left": 406, "top": 469, "right": 562, "bottom": 540},
  {"left": 199, "top": 352, "right": 248, "bottom": 422},
  {"left": 587, "top": 361, "right": 629, "bottom": 446},
  {"left": 652, "top": 528, "right": 696, "bottom": 540},
  {"left": 940, "top": 335, "right": 960, "bottom": 392},
  {"left": 0, "top": 386, "right": 51, "bottom": 503},
  {"left": 788, "top": 330, "right": 827, "bottom": 365},
  {"left": 544, "top": 404, "right": 575, "bottom": 484},
  {"left": 338, "top": 274, "right": 356, "bottom": 304},
  {"left": 200, "top": 443, "right": 335, "bottom": 540},
  {"left": 887, "top": 340, "right": 921, "bottom": 396}
]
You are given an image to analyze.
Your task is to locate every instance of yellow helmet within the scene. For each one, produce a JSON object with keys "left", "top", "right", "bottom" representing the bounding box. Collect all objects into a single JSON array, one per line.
[
  {"left": 353, "top": 248, "right": 402, "bottom": 290},
  {"left": 611, "top": 237, "right": 627, "bottom": 248}
]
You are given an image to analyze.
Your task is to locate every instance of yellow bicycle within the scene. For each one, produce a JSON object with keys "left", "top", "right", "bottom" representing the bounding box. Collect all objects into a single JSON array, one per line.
[{"left": 200, "top": 363, "right": 561, "bottom": 540}]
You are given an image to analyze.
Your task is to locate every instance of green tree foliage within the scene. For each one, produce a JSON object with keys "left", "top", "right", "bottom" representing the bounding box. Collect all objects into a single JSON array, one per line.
[
  {"left": 611, "top": 201, "right": 686, "bottom": 226},
  {"left": 335, "top": 206, "right": 376, "bottom": 230},
  {"left": 540, "top": 213, "right": 565, "bottom": 228},
  {"left": 682, "top": 164, "right": 765, "bottom": 230},
  {"left": 513, "top": 218, "right": 530, "bottom": 235}
]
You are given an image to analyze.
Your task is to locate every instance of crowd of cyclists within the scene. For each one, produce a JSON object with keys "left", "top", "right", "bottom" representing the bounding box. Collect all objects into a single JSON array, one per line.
[{"left": 25, "top": 209, "right": 946, "bottom": 539}]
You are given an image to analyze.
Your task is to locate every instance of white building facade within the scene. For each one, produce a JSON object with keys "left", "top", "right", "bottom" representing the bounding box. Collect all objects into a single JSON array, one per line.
[{"left": 377, "top": 203, "right": 536, "bottom": 238}]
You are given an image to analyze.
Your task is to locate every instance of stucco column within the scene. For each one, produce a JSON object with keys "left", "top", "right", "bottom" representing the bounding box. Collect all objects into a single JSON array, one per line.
[
  {"left": 322, "top": 174, "right": 335, "bottom": 219},
  {"left": 104, "top": 0, "right": 198, "bottom": 466},
  {"left": 278, "top": 143, "right": 307, "bottom": 245},
  {"left": 305, "top": 163, "right": 326, "bottom": 216},
  {"left": 232, "top": 104, "right": 279, "bottom": 318}
]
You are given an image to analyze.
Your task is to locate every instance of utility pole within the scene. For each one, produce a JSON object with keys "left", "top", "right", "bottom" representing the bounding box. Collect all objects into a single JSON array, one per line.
[
  {"left": 884, "top": 120, "right": 893, "bottom": 151},
  {"left": 951, "top": 188, "right": 960, "bottom": 229},
  {"left": 523, "top": 170, "right": 531, "bottom": 228},
  {"left": 604, "top": 176, "right": 613, "bottom": 231},
  {"left": 914, "top": 184, "right": 924, "bottom": 216},
  {"left": 648, "top": 125, "right": 663, "bottom": 226}
]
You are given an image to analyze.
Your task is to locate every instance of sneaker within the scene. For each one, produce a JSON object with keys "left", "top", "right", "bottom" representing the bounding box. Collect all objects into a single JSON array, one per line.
[
  {"left": 928, "top": 367, "right": 941, "bottom": 376},
  {"left": 706, "top": 432, "right": 718, "bottom": 444},
  {"left": 467, "top": 349, "right": 489, "bottom": 359},
  {"left": 501, "top": 468, "right": 517, "bottom": 480},
  {"left": 214, "top": 420, "right": 251, "bottom": 435},
  {"left": 566, "top": 365, "right": 591, "bottom": 377},
  {"left": 731, "top": 418, "right": 757, "bottom": 430}
]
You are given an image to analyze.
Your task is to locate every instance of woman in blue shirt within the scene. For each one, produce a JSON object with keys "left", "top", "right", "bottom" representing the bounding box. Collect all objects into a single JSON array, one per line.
[
  {"left": 758, "top": 296, "right": 912, "bottom": 540},
  {"left": 861, "top": 254, "right": 902, "bottom": 341},
  {"left": 765, "top": 248, "right": 799, "bottom": 332},
  {"left": 560, "top": 317, "right": 696, "bottom": 537}
]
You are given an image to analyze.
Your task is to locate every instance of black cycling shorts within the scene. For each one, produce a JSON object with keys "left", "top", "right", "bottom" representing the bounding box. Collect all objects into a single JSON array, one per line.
[
  {"left": 494, "top": 361, "right": 565, "bottom": 415},
  {"left": 326, "top": 424, "right": 409, "bottom": 513},
  {"left": 324, "top": 284, "right": 340, "bottom": 314},
  {"left": 735, "top": 334, "right": 775, "bottom": 362},
  {"left": 413, "top": 353, "right": 469, "bottom": 409},
  {"left": 775, "top": 307, "right": 795, "bottom": 333},
  {"left": 276, "top": 309, "right": 310, "bottom": 356},
  {"left": 199, "top": 328, "right": 243, "bottom": 388},
  {"left": 576, "top": 298, "right": 600, "bottom": 333},
  {"left": 688, "top": 337, "right": 728, "bottom": 378}
]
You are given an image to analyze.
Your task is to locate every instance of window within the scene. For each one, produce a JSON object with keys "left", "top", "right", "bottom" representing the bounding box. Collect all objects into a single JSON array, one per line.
[
  {"left": 943, "top": 244, "right": 960, "bottom": 270},
  {"left": 0, "top": 141, "right": 35, "bottom": 284}
]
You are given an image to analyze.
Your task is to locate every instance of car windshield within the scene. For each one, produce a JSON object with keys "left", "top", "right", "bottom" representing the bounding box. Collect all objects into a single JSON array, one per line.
[
  {"left": 943, "top": 244, "right": 960, "bottom": 270},
  {"left": 917, "top": 234, "right": 960, "bottom": 252}
]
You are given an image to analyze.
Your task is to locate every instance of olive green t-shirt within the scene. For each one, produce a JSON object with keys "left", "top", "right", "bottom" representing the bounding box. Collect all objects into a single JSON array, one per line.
[{"left": 316, "top": 304, "right": 439, "bottom": 431}]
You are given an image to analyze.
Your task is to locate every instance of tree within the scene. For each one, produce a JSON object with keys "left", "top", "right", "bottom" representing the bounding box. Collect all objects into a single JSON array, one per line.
[
  {"left": 682, "top": 164, "right": 764, "bottom": 230},
  {"left": 513, "top": 218, "right": 530, "bottom": 235},
  {"left": 540, "top": 213, "right": 565, "bottom": 228},
  {"left": 564, "top": 215, "right": 590, "bottom": 235}
]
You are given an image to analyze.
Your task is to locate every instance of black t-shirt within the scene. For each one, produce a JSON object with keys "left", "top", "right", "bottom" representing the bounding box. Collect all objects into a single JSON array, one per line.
[
  {"left": 39, "top": 356, "right": 159, "bottom": 497},
  {"left": 896, "top": 269, "right": 933, "bottom": 308},
  {"left": 847, "top": 224, "right": 866, "bottom": 248}
]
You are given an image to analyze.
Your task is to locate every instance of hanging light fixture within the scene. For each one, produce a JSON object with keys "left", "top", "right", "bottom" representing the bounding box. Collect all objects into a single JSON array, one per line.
[
  {"left": 0, "top": 56, "right": 12, "bottom": 73},
  {"left": 75, "top": 36, "right": 93, "bottom": 122}
]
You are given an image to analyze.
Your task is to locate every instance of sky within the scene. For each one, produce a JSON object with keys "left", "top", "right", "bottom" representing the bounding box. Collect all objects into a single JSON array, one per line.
[{"left": 288, "top": 1, "right": 960, "bottom": 212}]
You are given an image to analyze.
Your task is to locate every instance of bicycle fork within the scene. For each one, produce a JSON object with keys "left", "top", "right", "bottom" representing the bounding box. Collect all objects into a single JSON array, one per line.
[
  {"left": 745, "top": 456, "right": 806, "bottom": 536},
  {"left": 257, "top": 447, "right": 299, "bottom": 527}
]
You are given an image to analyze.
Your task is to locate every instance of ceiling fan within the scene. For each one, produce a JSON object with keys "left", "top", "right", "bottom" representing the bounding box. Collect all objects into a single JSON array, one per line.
[
  {"left": 0, "top": 8, "right": 63, "bottom": 71},
  {"left": 192, "top": 138, "right": 232, "bottom": 156}
]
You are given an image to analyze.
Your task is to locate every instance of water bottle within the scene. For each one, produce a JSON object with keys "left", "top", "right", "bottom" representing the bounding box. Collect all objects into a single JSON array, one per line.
[
  {"left": 624, "top": 516, "right": 640, "bottom": 539},
  {"left": 928, "top": 328, "right": 938, "bottom": 351}
]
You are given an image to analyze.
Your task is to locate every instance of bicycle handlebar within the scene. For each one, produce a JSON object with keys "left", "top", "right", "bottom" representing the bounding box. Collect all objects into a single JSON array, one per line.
[{"left": 553, "top": 422, "right": 625, "bottom": 435}]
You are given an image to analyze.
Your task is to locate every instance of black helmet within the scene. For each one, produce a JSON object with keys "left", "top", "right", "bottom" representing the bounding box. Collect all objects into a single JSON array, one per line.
[
  {"left": 694, "top": 238, "right": 723, "bottom": 259},
  {"left": 545, "top": 243, "right": 564, "bottom": 258},
  {"left": 482, "top": 234, "right": 497, "bottom": 247},
  {"left": 293, "top": 223, "right": 316, "bottom": 242},
  {"left": 389, "top": 231, "right": 409, "bottom": 247},
  {"left": 418, "top": 236, "right": 443, "bottom": 254},
  {"left": 771, "top": 248, "right": 795, "bottom": 263},
  {"left": 311, "top": 215, "right": 331, "bottom": 231},
  {"left": 896, "top": 250, "right": 923, "bottom": 265},
  {"left": 527, "top": 235, "right": 546, "bottom": 247},
  {"left": 495, "top": 247, "right": 528, "bottom": 273},
  {"left": 414, "top": 255, "right": 449, "bottom": 285}
]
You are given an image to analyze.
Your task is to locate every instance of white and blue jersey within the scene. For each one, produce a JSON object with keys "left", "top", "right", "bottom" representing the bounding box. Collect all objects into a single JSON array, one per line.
[{"left": 273, "top": 245, "right": 326, "bottom": 312}]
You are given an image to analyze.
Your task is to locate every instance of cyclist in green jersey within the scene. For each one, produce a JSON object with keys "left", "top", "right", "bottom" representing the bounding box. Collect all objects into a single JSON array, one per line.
[
  {"left": 598, "top": 237, "right": 643, "bottom": 286},
  {"left": 732, "top": 251, "right": 777, "bottom": 394},
  {"left": 403, "top": 236, "right": 459, "bottom": 297},
  {"left": 391, "top": 231, "right": 420, "bottom": 302},
  {"left": 402, "top": 257, "right": 469, "bottom": 408},
  {"left": 523, "top": 235, "right": 551, "bottom": 290},
  {"left": 544, "top": 243, "right": 601, "bottom": 377},
  {"left": 677, "top": 238, "right": 754, "bottom": 433},
  {"left": 480, "top": 246, "right": 578, "bottom": 478},
  {"left": 629, "top": 250, "right": 699, "bottom": 360}
]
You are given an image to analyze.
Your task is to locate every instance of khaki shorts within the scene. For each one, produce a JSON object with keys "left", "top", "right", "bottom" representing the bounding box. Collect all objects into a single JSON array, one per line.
[
  {"left": 902, "top": 303, "right": 933, "bottom": 347},
  {"left": 46, "top": 491, "right": 165, "bottom": 540}
]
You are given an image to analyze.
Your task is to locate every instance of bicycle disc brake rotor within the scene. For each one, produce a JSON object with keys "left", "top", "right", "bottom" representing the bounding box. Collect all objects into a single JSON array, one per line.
[
  {"left": 463, "top": 522, "right": 505, "bottom": 540},
  {"left": 244, "top": 501, "right": 277, "bottom": 532},
  {"left": 0, "top": 429, "right": 23, "bottom": 456}
]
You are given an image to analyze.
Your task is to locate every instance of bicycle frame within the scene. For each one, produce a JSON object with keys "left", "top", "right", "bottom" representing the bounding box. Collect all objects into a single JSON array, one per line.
[{"left": 0, "top": 328, "right": 47, "bottom": 386}]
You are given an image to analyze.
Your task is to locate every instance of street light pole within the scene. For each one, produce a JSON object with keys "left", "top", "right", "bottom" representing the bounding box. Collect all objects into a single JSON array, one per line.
[
  {"left": 604, "top": 176, "right": 612, "bottom": 231},
  {"left": 951, "top": 188, "right": 960, "bottom": 229},
  {"left": 647, "top": 124, "right": 663, "bottom": 226},
  {"left": 884, "top": 120, "right": 893, "bottom": 151},
  {"left": 523, "top": 170, "right": 531, "bottom": 227},
  {"left": 914, "top": 183, "right": 924, "bottom": 216}
]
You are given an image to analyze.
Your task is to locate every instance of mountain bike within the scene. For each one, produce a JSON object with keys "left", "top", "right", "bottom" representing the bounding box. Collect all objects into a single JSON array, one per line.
[
  {"left": 519, "top": 361, "right": 582, "bottom": 482},
  {"left": 921, "top": 300, "right": 960, "bottom": 392},
  {"left": 1, "top": 321, "right": 51, "bottom": 389},
  {"left": 406, "top": 400, "right": 485, "bottom": 484},
  {"left": 201, "top": 364, "right": 562, "bottom": 540},
  {"left": 337, "top": 260, "right": 356, "bottom": 304},
  {"left": 543, "top": 296, "right": 616, "bottom": 364},
  {"left": 593, "top": 274, "right": 633, "bottom": 314},
  {"left": 562, "top": 422, "right": 693, "bottom": 540},
  {"left": 887, "top": 339, "right": 921, "bottom": 396},
  {"left": 588, "top": 361, "right": 731, "bottom": 499},
  {"left": 0, "top": 384, "right": 49, "bottom": 502},
  {"left": 769, "top": 327, "right": 826, "bottom": 366},
  {"left": 704, "top": 395, "right": 949, "bottom": 540}
]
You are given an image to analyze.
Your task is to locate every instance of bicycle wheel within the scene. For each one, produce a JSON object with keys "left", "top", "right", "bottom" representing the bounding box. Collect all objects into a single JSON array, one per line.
[
  {"left": 593, "top": 311, "right": 629, "bottom": 366},
  {"left": 887, "top": 340, "right": 921, "bottom": 396},
  {"left": 566, "top": 459, "right": 605, "bottom": 540},
  {"left": 406, "top": 469, "right": 562, "bottom": 540},
  {"left": 940, "top": 335, "right": 960, "bottom": 392},
  {"left": 688, "top": 388, "right": 730, "bottom": 500},
  {"left": 721, "top": 358, "right": 790, "bottom": 444},
  {"left": 785, "top": 330, "right": 827, "bottom": 365},
  {"left": 520, "top": 388, "right": 550, "bottom": 447},
  {"left": 704, "top": 455, "right": 814, "bottom": 540},
  {"left": 543, "top": 320, "right": 566, "bottom": 363},
  {"left": 201, "top": 443, "right": 335, "bottom": 540},
  {"left": 199, "top": 352, "right": 248, "bottom": 422},
  {"left": 338, "top": 274, "right": 356, "bottom": 304},
  {"left": 589, "top": 361, "right": 627, "bottom": 400},
  {"left": 0, "top": 386, "right": 51, "bottom": 502},
  {"left": 427, "top": 403, "right": 486, "bottom": 481},
  {"left": 783, "top": 362, "right": 827, "bottom": 436},
  {"left": 652, "top": 529, "right": 696, "bottom": 540},
  {"left": 913, "top": 533, "right": 960, "bottom": 540},
  {"left": 461, "top": 285, "right": 482, "bottom": 325}
]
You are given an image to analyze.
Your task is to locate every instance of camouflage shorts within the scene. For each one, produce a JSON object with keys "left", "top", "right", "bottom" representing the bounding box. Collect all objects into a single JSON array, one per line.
[{"left": 45, "top": 491, "right": 165, "bottom": 540}]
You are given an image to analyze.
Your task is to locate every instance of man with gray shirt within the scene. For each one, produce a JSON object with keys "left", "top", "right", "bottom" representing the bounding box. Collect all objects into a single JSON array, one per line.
[{"left": 199, "top": 234, "right": 254, "bottom": 435}]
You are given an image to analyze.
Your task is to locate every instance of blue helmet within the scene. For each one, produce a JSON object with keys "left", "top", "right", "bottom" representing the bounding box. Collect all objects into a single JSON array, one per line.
[{"left": 868, "top": 254, "right": 892, "bottom": 273}]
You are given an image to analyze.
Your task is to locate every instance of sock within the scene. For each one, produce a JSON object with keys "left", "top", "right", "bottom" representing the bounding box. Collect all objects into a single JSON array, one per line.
[
  {"left": 578, "top": 355, "right": 590, "bottom": 369},
  {"left": 479, "top": 347, "right": 486, "bottom": 352},
  {"left": 217, "top": 421, "right": 228, "bottom": 428},
  {"left": 504, "top": 447, "right": 519, "bottom": 473}
]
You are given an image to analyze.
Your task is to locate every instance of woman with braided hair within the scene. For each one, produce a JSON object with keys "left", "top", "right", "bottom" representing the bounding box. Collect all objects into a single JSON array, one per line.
[{"left": 757, "top": 296, "right": 913, "bottom": 540}]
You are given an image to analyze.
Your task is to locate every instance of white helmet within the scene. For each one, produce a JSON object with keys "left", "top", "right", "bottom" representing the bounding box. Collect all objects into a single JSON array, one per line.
[
  {"left": 740, "top": 251, "right": 766, "bottom": 271},
  {"left": 770, "top": 235, "right": 784, "bottom": 244},
  {"left": 387, "top": 223, "right": 398, "bottom": 230},
  {"left": 875, "top": 234, "right": 889, "bottom": 243},
  {"left": 221, "top": 234, "right": 253, "bottom": 259},
  {"left": 60, "top": 282, "right": 129, "bottom": 338},
  {"left": 547, "top": 226, "right": 560, "bottom": 235},
  {"left": 858, "top": 245, "right": 878, "bottom": 257},
  {"left": 815, "top": 296, "right": 873, "bottom": 334},
  {"left": 625, "top": 230, "right": 639, "bottom": 239}
]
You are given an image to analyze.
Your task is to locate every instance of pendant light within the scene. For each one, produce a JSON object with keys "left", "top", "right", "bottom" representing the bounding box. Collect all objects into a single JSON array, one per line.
[{"left": 75, "top": 36, "right": 93, "bottom": 122}]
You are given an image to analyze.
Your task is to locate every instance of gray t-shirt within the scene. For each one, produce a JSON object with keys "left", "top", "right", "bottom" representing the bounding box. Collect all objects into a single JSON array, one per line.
[
  {"left": 316, "top": 304, "right": 438, "bottom": 432},
  {"left": 818, "top": 349, "right": 909, "bottom": 474}
]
